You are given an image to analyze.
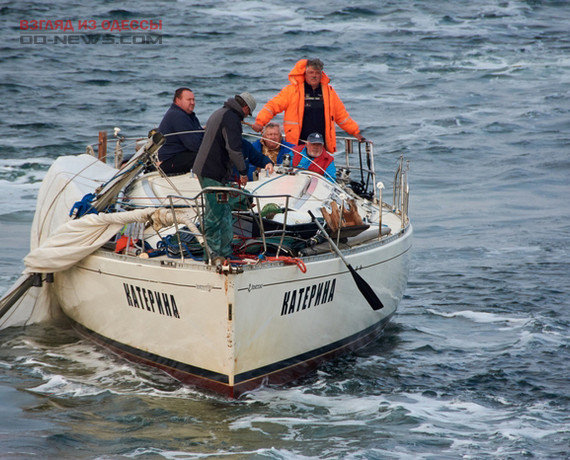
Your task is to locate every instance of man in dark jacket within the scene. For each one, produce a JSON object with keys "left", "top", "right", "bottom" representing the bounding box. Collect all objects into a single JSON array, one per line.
[
  {"left": 193, "top": 92, "right": 257, "bottom": 263},
  {"left": 157, "top": 87, "right": 204, "bottom": 175}
]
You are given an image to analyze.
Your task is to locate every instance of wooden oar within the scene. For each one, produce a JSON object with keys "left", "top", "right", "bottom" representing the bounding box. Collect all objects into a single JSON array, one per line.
[{"left": 308, "top": 211, "right": 384, "bottom": 311}]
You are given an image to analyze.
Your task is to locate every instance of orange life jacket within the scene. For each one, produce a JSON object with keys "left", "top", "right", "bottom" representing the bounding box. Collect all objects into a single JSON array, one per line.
[{"left": 255, "top": 59, "right": 360, "bottom": 153}]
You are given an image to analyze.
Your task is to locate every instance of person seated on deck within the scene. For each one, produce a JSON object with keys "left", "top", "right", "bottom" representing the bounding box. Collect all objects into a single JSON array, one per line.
[
  {"left": 250, "top": 123, "right": 294, "bottom": 169},
  {"left": 232, "top": 138, "right": 275, "bottom": 182},
  {"left": 292, "top": 132, "right": 336, "bottom": 182},
  {"left": 156, "top": 87, "right": 204, "bottom": 175}
]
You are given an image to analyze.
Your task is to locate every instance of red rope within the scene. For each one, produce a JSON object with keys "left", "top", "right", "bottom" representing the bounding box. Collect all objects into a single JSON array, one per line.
[{"left": 264, "top": 256, "right": 307, "bottom": 273}]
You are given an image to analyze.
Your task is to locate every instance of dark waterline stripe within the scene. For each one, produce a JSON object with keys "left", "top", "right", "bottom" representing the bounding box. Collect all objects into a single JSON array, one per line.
[{"left": 70, "top": 313, "right": 393, "bottom": 388}]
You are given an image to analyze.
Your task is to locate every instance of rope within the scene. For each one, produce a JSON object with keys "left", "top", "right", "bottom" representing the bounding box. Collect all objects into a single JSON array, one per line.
[
  {"left": 163, "top": 129, "right": 205, "bottom": 137},
  {"left": 232, "top": 252, "right": 307, "bottom": 273},
  {"left": 264, "top": 255, "right": 307, "bottom": 273}
]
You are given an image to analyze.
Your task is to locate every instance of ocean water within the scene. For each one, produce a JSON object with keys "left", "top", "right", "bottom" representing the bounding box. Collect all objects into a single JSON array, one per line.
[{"left": 1, "top": 0, "right": 569, "bottom": 458}]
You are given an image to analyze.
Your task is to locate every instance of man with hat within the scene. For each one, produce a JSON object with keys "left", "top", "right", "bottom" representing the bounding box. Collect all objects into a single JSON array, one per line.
[
  {"left": 193, "top": 92, "right": 257, "bottom": 264},
  {"left": 292, "top": 132, "right": 336, "bottom": 182}
]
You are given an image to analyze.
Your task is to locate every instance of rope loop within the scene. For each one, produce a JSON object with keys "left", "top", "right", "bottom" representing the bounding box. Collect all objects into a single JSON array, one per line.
[{"left": 264, "top": 256, "right": 307, "bottom": 273}]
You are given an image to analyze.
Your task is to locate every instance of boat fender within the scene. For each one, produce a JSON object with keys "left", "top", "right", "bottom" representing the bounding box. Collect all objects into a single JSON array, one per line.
[{"left": 260, "top": 203, "right": 282, "bottom": 219}]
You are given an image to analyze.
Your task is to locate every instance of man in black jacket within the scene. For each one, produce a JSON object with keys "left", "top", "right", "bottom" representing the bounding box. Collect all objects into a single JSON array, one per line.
[
  {"left": 193, "top": 92, "right": 256, "bottom": 263},
  {"left": 157, "top": 87, "right": 204, "bottom": 174}
]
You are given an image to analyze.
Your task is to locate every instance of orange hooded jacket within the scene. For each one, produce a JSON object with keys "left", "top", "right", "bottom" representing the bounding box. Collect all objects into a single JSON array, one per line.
[{"left": 254, "top": 59, "right": 360, "bottom": 153}]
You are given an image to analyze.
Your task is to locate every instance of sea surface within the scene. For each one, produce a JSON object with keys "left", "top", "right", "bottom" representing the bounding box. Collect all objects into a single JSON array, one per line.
[{"left": 1, "top": 1, "right": 569, "bottom": 458}]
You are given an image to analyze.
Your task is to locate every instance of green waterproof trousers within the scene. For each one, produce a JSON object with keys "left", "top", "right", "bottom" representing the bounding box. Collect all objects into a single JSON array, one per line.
[{"left": 198, "top": 176, "right": 233, "bottom": 259}]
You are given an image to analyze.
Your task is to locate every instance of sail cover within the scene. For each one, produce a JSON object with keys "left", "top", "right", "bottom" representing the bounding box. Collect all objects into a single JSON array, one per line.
[{"left": 2, "top": 154, "right": 155, "bottom": 329}]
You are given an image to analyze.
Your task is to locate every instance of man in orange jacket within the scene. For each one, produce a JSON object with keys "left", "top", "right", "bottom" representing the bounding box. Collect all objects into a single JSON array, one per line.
[{"left": 251, "top": 58, "right": 364, "bottom": 153}]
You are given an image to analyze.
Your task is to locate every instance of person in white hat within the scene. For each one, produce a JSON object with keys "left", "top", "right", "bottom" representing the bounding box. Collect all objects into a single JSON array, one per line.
[{"left": 291, "top": 132, "right": 336, "bottom": 183}]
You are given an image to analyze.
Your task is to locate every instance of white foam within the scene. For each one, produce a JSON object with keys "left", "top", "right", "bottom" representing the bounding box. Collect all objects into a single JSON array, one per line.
[
  {"left": 427, "top": 309, "right": 528, "bottom": 326},
  {"left": 30, "top": 374, "right": 104, "bottom": 397},
  {"left": 238, "top": 387, "right": 569, "bottom": 458},
  {"left": 18, "top": 339, "right": 205, "bottom": 399},
  {"left": 514, "top": 329, "right": 563, "bottom": 349},
  {"left": 0, "top": 158, "right": 53, "bottom": 216},
  {"left": 198, "top": 1, "right": 304, "bottom": 25},
  {"left": 121, "top": 446, "right": 318, "bottom": 459},
  {"left": 402, "top": 392, "right": 568, "bottom": 451},
  {"left": 246, "top": 385, "right": 387, "bottom": 418}
]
